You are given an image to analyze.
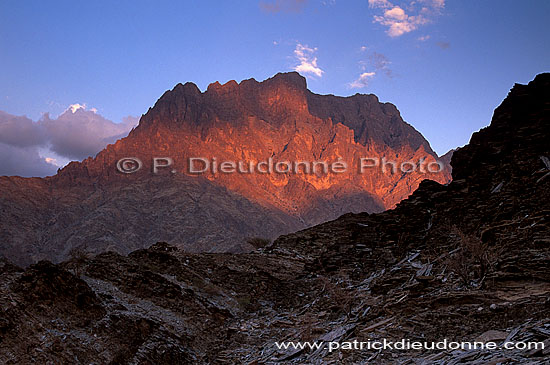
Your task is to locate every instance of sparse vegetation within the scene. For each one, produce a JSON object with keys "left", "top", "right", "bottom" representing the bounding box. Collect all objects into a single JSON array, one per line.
[
  {"left": 318, "top": 275, "right": 354, "bottom": 317},
  {"left": 67, "top": 246, "right": 90, "bottom": 277},
  {"left": 246, "top": 237, "right": 272, "bottom": 249},
  {"left": 446, "top": 226, "right": 500, "bottom": 285},
  {"left": 236, "top": 294, "right": 254, "bottom": 310},
  {"left": 299, "top": 312, "right": 323, "bottom": 341}
]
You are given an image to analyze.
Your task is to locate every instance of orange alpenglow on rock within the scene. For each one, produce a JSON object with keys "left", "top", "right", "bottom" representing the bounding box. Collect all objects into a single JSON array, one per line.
[{"left": 0, "top": 72, "right": 450, "bottom": 266}]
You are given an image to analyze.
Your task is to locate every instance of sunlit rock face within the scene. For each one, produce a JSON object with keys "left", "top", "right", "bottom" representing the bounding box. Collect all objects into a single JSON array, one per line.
[
  {"left": 1, "top": 74, "right": 548, "bottom": 364},
  {"left": 0, "top": 72, "right": 450, "bottom": 266}
]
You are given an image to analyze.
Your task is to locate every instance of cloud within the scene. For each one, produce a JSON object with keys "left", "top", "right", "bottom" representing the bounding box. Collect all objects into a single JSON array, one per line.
[
  {"left": 0, "top": 143, "right": 58, "bottom": 177},
  {"left": 436, "top": 41, "right": 450, "bottom": 49},
  {"left": 69, "top": 103, "right": 86, "bottom": 113},
  {"left": 417, "top": 35, "right": 431, "bottom": 41},
  {"left": 369, "top": 52, "right": 392, "bottom": 77},
  {"left": 41, "top": 107, "right": 138, "bottom": 160},
  {"left": 359, "top": 51, "right": 392, "bottom": 79},
  {"left": 369, "top": 0, "right": 445, "bottom": 37},
  {"left": 0, "top": 111, "right": 47, "bottom": 148},
  {"left": 44, "top": 157, "right": 58, "bottom": 165},
  {"left": 0, "top": 105, "right": 138, "bottom": 177},
  {"left": 373, "top": 6, "right": 427, "bottom": 37},
  {"left": 349, "top": 72, "right": 376, "bottom": 89},
  {"left": 368, "top": 0, "right": 392, "bottom": 8},
  {"left": 293, "top": 43, "right": 324, "bottom": 77},
  {"left": 430, "top": 0, "right": 445, "bottom": 10},
  {"left": 260, "top": 0, "right": 307, "bottom": 13}
]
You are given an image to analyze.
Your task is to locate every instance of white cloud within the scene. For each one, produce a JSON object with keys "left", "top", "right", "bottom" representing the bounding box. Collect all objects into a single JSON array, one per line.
[
  {"left": 385, "top": 6, "right": 407, "bottom": 20},
  {"left": 417, "top": 35, "right": 431, "bottom": 41},
  {"left": 369, "top": 0, "right": 445, "bottom": 37},
  {"left": 293, "top": 43, "right": 324, "bottom": 77},
  {"left": 68, "top": 103, "right": 97, "bottom": 114},
  {"left": 69, "top": 103, "right": 86, "bottom": 113},
  {"left": 44, "top": 157, "right": 58, "bottom": 166},
  {"left": 349, "top": 72, "right": 376, "bottom": 89},
  {"left": 373, "top": 6, "right": 428, "bottom": 37}
]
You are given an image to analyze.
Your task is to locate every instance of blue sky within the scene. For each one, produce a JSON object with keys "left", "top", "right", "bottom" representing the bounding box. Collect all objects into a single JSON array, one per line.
[{"left": 0, "top": 0, "right": 548, "bottom": 155}]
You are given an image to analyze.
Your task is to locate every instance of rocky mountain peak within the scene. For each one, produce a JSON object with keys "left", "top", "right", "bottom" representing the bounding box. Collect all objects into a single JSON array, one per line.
[
  {"left": 263, "top": 71, "right": 308, "bottom": 90},
  {"left": 1, "top": 72, "right": 451, "bottom": 266},
  {"left": 137, "top": 72, "right": 310, "bottom": 130},
  {"left": 451, "top": 72, "right": 549, "bottom": 181},
  {"left": 1, "top": 74, "right": 548, "bottom": 364}
]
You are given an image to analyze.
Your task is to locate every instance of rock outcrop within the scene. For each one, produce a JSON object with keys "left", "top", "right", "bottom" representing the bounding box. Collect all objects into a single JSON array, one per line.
[
  {"left": 0, "top": 74, "right": 548, "bottom": 364},
  {"left": 0, "top": 72, "right": 449, "bottom": 266}
]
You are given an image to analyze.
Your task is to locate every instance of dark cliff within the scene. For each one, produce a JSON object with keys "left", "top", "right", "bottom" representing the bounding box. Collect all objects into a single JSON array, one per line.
[{"left": 0, "top": 75, "right": 547, "bottom": 363}]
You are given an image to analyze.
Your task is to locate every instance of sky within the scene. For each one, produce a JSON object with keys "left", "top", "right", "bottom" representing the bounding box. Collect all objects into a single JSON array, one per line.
[{"left": 0, "top": 0, "right": 548, "bottom": 176}]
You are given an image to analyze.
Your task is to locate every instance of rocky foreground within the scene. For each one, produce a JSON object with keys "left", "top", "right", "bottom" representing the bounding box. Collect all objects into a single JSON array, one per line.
[{"left": 0, "top": 74, "right": 549, "bottom": 364}]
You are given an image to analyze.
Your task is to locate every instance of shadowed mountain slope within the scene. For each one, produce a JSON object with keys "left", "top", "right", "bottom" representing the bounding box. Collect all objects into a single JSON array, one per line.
[
  {"left": 0, "top": 74, "right": 547, "bottom": 363},
  {"left": 0, "top": 72, "right": 449, "bottom": 266}
]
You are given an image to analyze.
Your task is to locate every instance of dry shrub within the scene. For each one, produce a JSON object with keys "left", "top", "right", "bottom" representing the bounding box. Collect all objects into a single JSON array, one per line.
[
  {"left": 446, "top": 226, "right": 500, "bottom": 285},
  {"left": 299, "top": 312, "right": 322, "bottom": 341},
  {"left": 318, "top": 276, "right": 354, "bottom": 317},
  {"left": 246, "top": 237, "right": 271, "bottom": 249},
  {"left": 67, "top": 246, "right": 90, "bottom": 277}
]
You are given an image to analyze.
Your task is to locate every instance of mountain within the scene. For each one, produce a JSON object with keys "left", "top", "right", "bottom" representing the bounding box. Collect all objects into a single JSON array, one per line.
[
  {"left": 0, "top": 72, "right": 450, "bottom": 266},
  {"left": 0, "top": 73, "right": 548, "bottom": 364},
  {"left": 439, "top": 148, "right": 456, "bottom": 173}
]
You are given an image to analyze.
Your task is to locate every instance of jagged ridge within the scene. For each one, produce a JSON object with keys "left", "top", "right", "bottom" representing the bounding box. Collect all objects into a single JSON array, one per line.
[
  {"left": 0, "top": 72, "right": 449, "bottom": 266},
  {"left": 0, "top": 74, "right": 548, "bottom": 363}
]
